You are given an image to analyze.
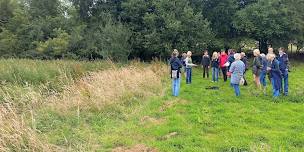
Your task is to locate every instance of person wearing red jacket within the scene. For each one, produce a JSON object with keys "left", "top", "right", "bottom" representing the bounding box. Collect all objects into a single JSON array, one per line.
[{"left": 219, "top": 50, "right": 228, "bottom": 82}]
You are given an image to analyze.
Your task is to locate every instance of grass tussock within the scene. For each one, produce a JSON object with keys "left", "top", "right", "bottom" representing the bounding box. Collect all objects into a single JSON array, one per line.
[
  {"left": 49, "top": 61, "right": 167, "bottom": 112},
  {"left": 0, "top": 105, "right": 61, "bottom": 151}
]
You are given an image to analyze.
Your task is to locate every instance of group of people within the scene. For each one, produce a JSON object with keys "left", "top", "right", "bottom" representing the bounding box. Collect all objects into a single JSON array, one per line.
[{"left": 169, "top": 47, "right": 289, "bottom": 97}]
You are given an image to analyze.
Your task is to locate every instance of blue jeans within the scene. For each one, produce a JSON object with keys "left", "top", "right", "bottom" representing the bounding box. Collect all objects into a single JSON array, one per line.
[
  {"left": 260, "top": 71, "right": 267, "bottom": 87},
  {"left": 281, "top": 70, "right": 288, "bottom": 95},
  {"left": 172, "top": 78, "right": 181, "bottom": 96},
  {"left": 231, "top": 84, "right": 240, "bottom": 96},
  {"left": 186, "top": 68, "right": 192, "bottom": 84},
  {"left": 271, "top": 78, "right": 280, "bottom": 97},
  {"left": 212, "top": 67, "right": 219, "bottom": 82}
]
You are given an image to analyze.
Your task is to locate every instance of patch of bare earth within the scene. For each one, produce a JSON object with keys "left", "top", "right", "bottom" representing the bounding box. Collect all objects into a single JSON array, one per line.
[{"left": 112, "top": 144, "right": 158, "bottom": 152}]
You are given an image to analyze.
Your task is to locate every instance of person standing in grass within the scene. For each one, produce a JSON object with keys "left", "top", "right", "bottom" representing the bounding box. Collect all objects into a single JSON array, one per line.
[
  {"left": 181, "top": 53, "right": 187, "bottom": 77},
  {"left": 278, "top": 47, "right": 289, "bottom": 96},
  {"left": 260, "top": 53, "right": 268, "bottom": 94},
  {"left": 170, "top": 49, "right": 183, "bottom": 97},
  {"left": 201, "top": 50, "right": 211, "bottom": 79},
  {"left": 267, "top": 53, "right": 282, "bottom": 97},
  {"left": 253, "top": 49, "right": 262, "bottom": 89},
  {"left": 229, "top": 53, "right": 245, "bottom": 96},
  {"left": 240, "top": 52, "right": 249, "bottom": 86},
  {"left": 219, "top": 50, "right": 228, "bottom": 82},
  {"left": 185, "top": 51, "right": 197, "bottom": 84},
  {"left": 211, "top": 52, "right": 220, "bottom": 82},
  {"left": 227, "top": 49, "right": 236, "bottom": 70}
]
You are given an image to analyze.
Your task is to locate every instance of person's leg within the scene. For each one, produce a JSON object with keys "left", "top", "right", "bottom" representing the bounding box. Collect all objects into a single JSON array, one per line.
[
  {"left": 236, "top": 84, "right": 240, "bottom": 96},
  {"left": 274, "top": 89, "right": 280, "bottom": 97},
  {"left": 283, "top": 70, "right": 288, "bottom": 96},
  {"left": 215, "top": 68, "right": 219, "bottom": 82},
  {"left": 212, "top": 67, "right": 215, "bottom": 81},
  {"left": 172, "top": 79, "right": 175, "bottom": 96},
  {"left": 222, "top": 68, "right": 227, "bottom": 82},
  {"left": 232, "top": 84, "right": 240, "bottom": 96},
  {"left": 207, "top": 66, "right": 209, "bottom": 78},
  {"left": 189, "top": 68, "right": 192, "bottom": 84},
  {"left": 186, "top": 68, "right": 190, "bottom": 84},
  {"left": 175, "top": 78, "right": 181, "bottom": 96},
  {"left": 260, "top": 72, "right": 266, "bottom": 93},
  {"left": 203, "top": 66, "right": 206, "bottom": 78},
  {"left": 271, "top": 78, "right": 279, "bottom": 97}
]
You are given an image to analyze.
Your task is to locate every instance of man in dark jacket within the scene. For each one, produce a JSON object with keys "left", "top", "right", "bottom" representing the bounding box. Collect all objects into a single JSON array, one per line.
[
  {"left": 278, "top": 47, "right": 289, "bottom": 96},
  {"left": 201, "top": 50, "right": 210, "bottom": 78},
  {"left": 240, "top": 52, "right": 249, "bottom": 86}
]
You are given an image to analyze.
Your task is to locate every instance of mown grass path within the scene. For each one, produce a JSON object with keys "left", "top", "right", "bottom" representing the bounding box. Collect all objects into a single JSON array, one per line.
[{"left": 95, "top": 66, "right": 304, "bottom": 152}]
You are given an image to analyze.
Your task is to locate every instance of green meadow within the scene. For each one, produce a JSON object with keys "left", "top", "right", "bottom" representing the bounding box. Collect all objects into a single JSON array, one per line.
[{"left": 1, "top": 59, "right": 304, "bottom": 151}]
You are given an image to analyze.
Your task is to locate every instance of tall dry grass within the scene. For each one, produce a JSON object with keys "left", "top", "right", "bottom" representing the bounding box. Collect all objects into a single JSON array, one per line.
[
  {"left": 0, "top": 60, "right": 167, "bottom": 151},
  {"left": 48, "top": 61, "right": 167, "bottom": 112},
  {"left": 0, "top": 105, "right": 61, "bottom": 151}
]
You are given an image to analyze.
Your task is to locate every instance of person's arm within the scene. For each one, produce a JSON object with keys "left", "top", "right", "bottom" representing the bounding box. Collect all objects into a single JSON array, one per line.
[
  {"left": 178, "top": 59, "right": 183, "bottom": 69},
  {"left": 229, "top": 63, "right": 235, "bottom": 73},
  {"left": 284, "top": 54, "right": 290, "bottom": 70},
  {"left": 186, "top": 58, "right": 196, "bottom": 67}
]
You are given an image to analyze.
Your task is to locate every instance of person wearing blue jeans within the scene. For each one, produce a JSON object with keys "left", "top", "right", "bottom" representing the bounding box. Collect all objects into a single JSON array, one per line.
[
  {"left": 260, "top": 53, "right": 268, "bottom": 94},
  {"left": 231, "top": 84, "right": 241, "bottom": 96},
  {"left": 229, "top": 53, "right": 245, "bottom": 97},
  {"left": 278, "top": 47, "right": 289, "bottom": 96},
  {"left": 186, "top": 68, "right": 192, "bottom": 84},
  {"left": 170, "top": 49, "right": 183, "bottom": 97},
  {"left": 185, "top": 51, "right": 197, "bottom": 84},
  {"left": 267, "top": 53, "right": 282, "bottom": 97},
  {"left": 211, "top": 52, "right": 220, "bottom": 82},
  {"left": 172, "top": 78, "right": 181, "bottom": 96},
  {"left": 212, "top": 67, "right": 219, "bottom": 82}
]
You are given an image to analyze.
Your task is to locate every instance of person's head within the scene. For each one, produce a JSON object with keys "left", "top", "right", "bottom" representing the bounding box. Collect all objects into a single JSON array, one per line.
[
  {"left": 172, "top": 49, "right": 179, "bottom": 57},
  {"left": 240, "top": 52, "right": 246, "bottom": 58},
  {"left": 221, "top": 50, "right": 226, "bottom": 55},
  {"left": 182, "top": 53, "right": 187, "bottom": 58},
  {"left": 260, "top": 53, "right": 266, "bottom": 58},
  {"left": 212, "top": 52, "right": 218, "bottom": 59},
  {"left": 268, "top": 47, "right": 274, "bottom": 54},
  {"left": 253, "top": 49, "right": 260, "bottom": 57},
  {"left": 229, "top": 49, "right": 236, "bottom": 55},
  {"left": 187, "top": 51, "right": 192, "bottom": 57},
  {"left": 267, "top": 53, "right": 276, "bottom": 61},
  {"left": 203, "top": 50, "right": 208, "bottom": 56},
  {"left": 234, "top": 53, "right": 241, "bottom": 61},
  {"left": 278, "top": 47, "right": 285, "bottom": 56}
]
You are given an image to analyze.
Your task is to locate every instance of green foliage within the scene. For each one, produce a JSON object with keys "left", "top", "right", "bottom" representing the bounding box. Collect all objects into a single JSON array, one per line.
[
  {"left": 35, "top": 28, "right": 70, "bottom": 58},
  {"left": 0, "top": 0, "right": 304, "bottom": 60},
  {"left": 99, "top": 19, "right": 132, "bottom": 61},
  {"left": 0, "top": 28, "right": 17, "bottom": 57}
]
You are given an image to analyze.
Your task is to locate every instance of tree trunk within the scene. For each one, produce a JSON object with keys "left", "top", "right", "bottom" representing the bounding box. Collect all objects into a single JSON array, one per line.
[{"left": 259, "top": 39, "right": 268, "bottom": 53}]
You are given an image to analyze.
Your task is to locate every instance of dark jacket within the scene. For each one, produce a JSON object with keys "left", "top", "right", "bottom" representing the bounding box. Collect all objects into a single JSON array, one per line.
[
  {"left": 170, "top": 57, "right": 183, "bottom": 70},
  {"left": 270, "top": 59, "right": 282, "bottom": 90},
  {"left": 252, "top": 56, "right": 262, "bottom": 75},
  {"left": 227, "top": 53, "right": 235, "bottom": 69},
  {"left": 170, "top": 57, "right": 183, "bottom": 79},
  {"left": 278, "top": 53, "right": 289, "bottom": 72},
  {"left": 241, "top": 56, "right": 249, "bottom": 70},
  {"left": 211, "top": 59, "right": 220, "bottom": 68},
  {"left": 201, "top": 55, "right": 211, "bottom": 66},
  {"left": 261, "top": 56, "right": 268, "bottom": 72}
]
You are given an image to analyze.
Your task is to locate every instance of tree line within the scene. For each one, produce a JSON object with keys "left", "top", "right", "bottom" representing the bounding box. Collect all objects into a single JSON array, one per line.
[{"left": 0, "top": 0, "right": 303, "bottom": 61}]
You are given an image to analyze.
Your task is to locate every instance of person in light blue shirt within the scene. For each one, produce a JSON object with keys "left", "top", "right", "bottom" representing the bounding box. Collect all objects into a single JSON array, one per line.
[{"left": 229, "top": 53, "right": 245, "bottom": 96}]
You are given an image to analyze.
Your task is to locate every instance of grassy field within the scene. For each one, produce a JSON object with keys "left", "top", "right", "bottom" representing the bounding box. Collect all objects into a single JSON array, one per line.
[{"left": 1, "top": 59, "right": 304, "bottom": 151}]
